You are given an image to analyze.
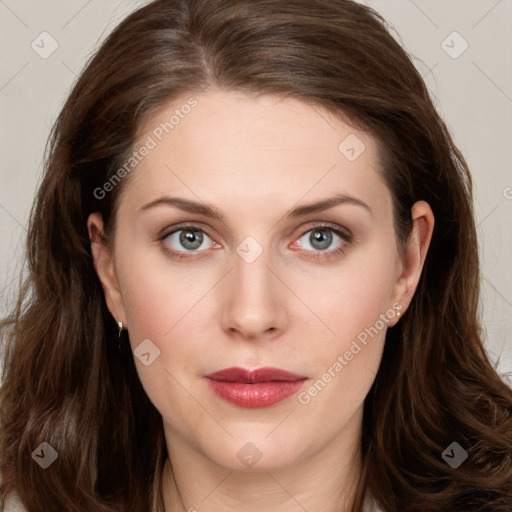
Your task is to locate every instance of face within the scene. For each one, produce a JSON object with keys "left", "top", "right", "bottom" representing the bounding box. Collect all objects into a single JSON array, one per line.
[{"left": 89, "top": 89, "right": 432, "bottom": 474}]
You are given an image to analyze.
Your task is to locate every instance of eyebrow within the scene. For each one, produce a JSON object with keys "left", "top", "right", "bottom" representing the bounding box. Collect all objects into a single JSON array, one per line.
[
  {"left": 285, "top": 193, "right": 372, "bottom": 218},
  {"left": 140, "top": 193, "right": 373, "bottom": 220}
]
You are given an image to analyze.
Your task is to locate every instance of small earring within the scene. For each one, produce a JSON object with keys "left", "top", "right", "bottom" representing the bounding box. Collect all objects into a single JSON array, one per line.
[
  {"left": 117, "top": 321, "right": 125, "bottom": 351},
  {"left": 395, "top": 303, "right": 403, "bottom": 318}
]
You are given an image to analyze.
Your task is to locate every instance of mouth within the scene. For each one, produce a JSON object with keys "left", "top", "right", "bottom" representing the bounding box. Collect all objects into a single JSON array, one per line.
[{"left": 204, "top": 367, "right": 307, "bottom": 408}]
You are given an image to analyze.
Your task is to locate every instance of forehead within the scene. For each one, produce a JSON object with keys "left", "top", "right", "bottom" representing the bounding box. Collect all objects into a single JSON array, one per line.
[{"left": 119, "top": 89, "right": 391, "bottom": 220}]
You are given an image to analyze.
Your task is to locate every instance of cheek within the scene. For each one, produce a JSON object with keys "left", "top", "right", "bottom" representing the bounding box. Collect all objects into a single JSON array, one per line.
[
  {"left": 120, "top": 273, "right": 174, "bottom": 342},
  {"left": 294, "top": 282, "right": 391, "bottom": 430},
  {"left": 116, "top": 243, "right": 209, "bottom": 341},
  {"left": 115, "top": 250, "right": 222, "bottom": 384},
  {"left": 115, "top": 261, "right": 212, "bottom": 429},
  {"left": 301, "top": 239, "right": 398, "bottom": 342},
  {"left": 293, "top": 240, "right": 397, "bottom": 399}
]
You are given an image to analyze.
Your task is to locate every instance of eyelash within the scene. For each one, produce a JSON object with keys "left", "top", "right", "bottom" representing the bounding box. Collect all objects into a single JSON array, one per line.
[{"left": 158, "top": 222, "right": 352, "bottom": 262}]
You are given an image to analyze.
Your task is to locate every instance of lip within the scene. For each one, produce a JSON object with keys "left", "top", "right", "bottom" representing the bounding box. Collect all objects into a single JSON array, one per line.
[{"left": 204, "top": 367, "right": 307, "bottom": 408}]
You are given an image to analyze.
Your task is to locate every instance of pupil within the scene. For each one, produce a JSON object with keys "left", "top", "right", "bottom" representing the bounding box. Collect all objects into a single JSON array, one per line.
[
  {"left": 180, "top": 229, "right": 203, "bottom": 250},
  {"left": 311, "top": 230, "right": 332, "bottom": 250}
]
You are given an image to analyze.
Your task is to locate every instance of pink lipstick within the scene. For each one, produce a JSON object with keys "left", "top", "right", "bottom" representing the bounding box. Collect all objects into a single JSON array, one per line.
[{"left": 204, "top": 367, "right": 307, "bottom": 408}]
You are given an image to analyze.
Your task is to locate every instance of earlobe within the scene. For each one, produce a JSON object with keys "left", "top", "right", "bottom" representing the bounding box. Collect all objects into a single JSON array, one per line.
[
  {"left": 87, "top": 213, "right": 127, "bottom": 327},
  {"left": 391, "top": 200, "right": 435, "bottom": 317}
]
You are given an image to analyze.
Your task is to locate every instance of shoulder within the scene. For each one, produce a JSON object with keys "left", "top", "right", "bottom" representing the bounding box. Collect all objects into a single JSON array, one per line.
[
  {"left": 1, "top": 492, "right": 26, "bottom": 512},
  {"left": 0, "top": 474, "right": 26, "bottom": 512},
  {"left": 364, "top": 496, "right": 385, "bottom": 512}
]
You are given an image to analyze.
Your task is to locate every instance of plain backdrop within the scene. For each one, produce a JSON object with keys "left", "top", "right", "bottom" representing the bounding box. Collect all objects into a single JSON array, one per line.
[{"left": 0, "top": 0, "right": 511, "bottom": 379}]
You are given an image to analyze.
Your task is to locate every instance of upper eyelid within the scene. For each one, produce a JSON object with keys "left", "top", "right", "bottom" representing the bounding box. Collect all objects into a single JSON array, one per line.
[{"left": 159, "top": 222, "right": 214, "bottom": 238}]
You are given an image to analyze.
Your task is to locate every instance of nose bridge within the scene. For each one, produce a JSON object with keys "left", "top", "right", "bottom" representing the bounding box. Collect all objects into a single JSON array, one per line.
[{"left": 221, "top": 234, "right": 286, "bottom": 338}]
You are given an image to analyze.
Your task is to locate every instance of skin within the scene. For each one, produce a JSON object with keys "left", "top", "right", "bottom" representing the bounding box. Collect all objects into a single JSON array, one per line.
[{"left": 88, "top": 89, "right": 434, "bottom": 511}]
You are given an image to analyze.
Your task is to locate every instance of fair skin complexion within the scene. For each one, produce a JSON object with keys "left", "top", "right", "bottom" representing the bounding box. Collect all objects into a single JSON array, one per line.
[{"left": 88, "top": 89, "right": 434, "bottom": 511}]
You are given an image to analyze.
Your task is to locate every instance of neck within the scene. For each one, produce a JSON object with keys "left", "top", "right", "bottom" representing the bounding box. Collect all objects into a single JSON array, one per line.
[{"left": 161, "top": 409, "right": 363, "bottom": 512}]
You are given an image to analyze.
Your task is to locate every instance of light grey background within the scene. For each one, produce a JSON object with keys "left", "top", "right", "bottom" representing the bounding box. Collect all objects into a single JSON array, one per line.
[{"left": 1, "top": 1, "right": 511, "bottom": 378}]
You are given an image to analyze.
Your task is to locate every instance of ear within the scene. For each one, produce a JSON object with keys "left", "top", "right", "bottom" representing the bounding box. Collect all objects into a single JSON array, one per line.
[
  {"left": 390, "top": 200, "right": 434, "bottom": 322},
  {"left": 87, "top": 212, "right": 127, "bottom": 327}
]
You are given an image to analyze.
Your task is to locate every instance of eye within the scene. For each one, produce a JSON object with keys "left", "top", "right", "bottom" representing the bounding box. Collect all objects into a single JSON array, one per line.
[
  {"left": 294, "top": 224, "right": 350, "bottom": 256},
  {"left": 299, "top": 229, "right": 336, "bottom": 251},
  {"left": 162, "top": 226, "right": 217, "bottom": 253},
  {"left": 159, "top": 222, "right": 350, "bottom": 261}
]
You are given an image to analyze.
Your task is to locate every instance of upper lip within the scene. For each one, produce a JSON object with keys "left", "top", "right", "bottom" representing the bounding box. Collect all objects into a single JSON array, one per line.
[{"left": 204, "top": 367, "right": 306, "bottom": 383}]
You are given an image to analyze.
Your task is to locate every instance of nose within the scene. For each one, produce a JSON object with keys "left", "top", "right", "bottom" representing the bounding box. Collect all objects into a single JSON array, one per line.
[{"left": 220, "top": 245, "right": 288, "bottom": 341}]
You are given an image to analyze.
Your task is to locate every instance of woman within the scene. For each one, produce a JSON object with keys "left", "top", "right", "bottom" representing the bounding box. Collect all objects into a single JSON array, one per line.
[{"left": 1, "top": 0, "right": 511, "bottom": 511}]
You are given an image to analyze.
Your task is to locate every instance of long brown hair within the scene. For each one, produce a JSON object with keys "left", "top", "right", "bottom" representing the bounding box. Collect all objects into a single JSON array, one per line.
[{"left": 1, "top": 1, "right": 511, "bottom": 511}]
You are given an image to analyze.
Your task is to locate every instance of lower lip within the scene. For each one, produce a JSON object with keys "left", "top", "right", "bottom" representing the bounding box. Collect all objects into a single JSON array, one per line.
[{"left": 205, "top": 379, "right": 306, "bottom": 408}]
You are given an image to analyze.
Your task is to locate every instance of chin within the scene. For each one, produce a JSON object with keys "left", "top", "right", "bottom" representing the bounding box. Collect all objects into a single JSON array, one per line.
[{"left": 200, "top": 433, "right": 313, "bottom": 473}]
